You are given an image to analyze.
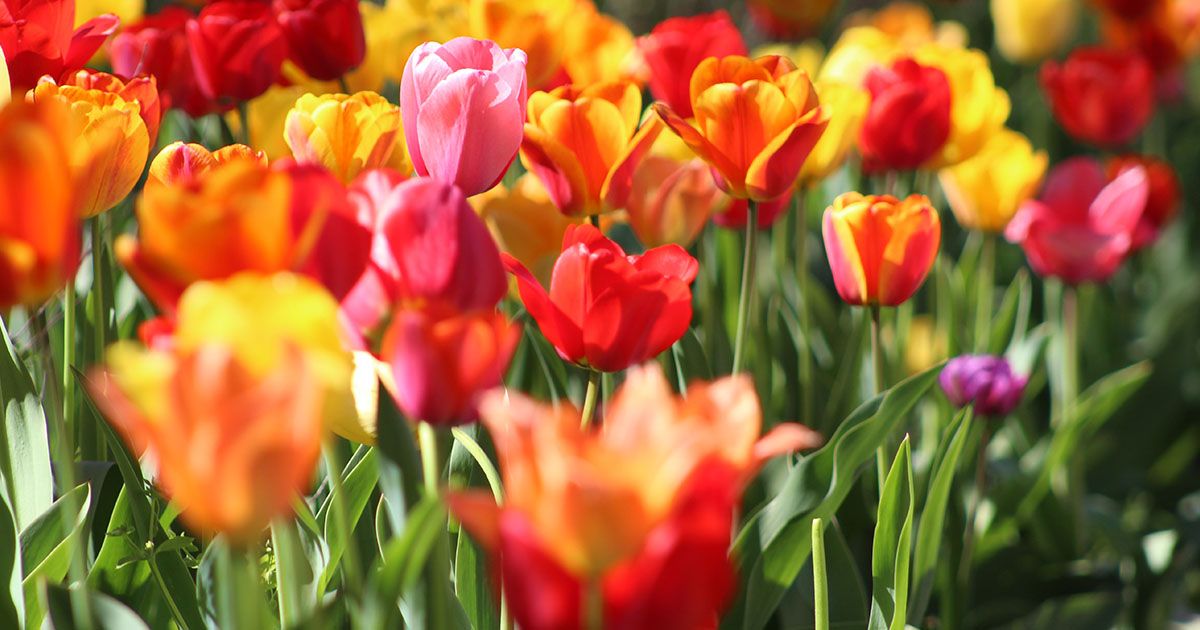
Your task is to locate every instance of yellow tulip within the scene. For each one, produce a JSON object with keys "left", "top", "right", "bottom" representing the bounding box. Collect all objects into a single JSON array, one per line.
[
  {"left": 285, "top": 91, "right": 409, "bottom": 183},
  {"left": 753, "top": 41, "right": 826, "bottom": 79},
  {"left": 471, "top": 174, "right": 582, "bottom": 287},
  {"left": 938, "top": 129, "right": 1048, "bottom": 233},
  {"left": 991, "top": 0, "right": 1078, "bottom": 63},
  {"left": 348, "top": 0, "right": 469, "bottom": 93},
  {"left": 798, "top": 81, "right": 869, "bottom": 186},
  {"left": 559, "top": 2, "right": 638, "bottom": 86},
  {"left": 817, "top": 26, "right": 898, "bottom": 86},
  {"left": 915, "top": 44, "right": 1011, "bottom": 168},
  {"left": 240, "top": 79, "right": 337, "bottom": 161}
]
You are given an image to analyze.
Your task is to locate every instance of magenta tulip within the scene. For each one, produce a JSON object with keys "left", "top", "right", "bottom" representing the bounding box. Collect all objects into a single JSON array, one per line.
[{"left": 400, "top": 37, "right": 528, "bottom": 196}]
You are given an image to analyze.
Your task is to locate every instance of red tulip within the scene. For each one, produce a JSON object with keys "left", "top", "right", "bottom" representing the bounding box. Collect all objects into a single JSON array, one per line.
[
  {"left": 1006, "top": 157, "right": 1148, "bottom": 284},
  {"left": 111, "top": 7, "right": 215, "bottom": 117},
  {"left": 1092, "top": 0, "right": 1158, "bottom": 21},
  {"left": 1040, "top": 47, "right": 1155, "bottom": 148},
  {"left": 0, "top": 0, "right": 119, "bottom": 92},
  {"left": 504, "top": 224, "right": 698, "bottom": 372},
  {"left": 272, "top": 0, "right": 365, "bottom": 81},
  {"left": 1106, "top": 154, "right": 1180, "bottom": 249},
  {"left": 341, "top": 174, "right": 508, "bottom": 341},
  {"left": 714, "top": 192, "right": 791, "bottom": 230},
  {"left": 859, "top": 57, "right": 952, "bottom": 172},
  {"left": 637, "top": 11, "right": 747, "bottom": 118},
  {"left": 186, "top": 0, "right": 288, "bottom": 104}
]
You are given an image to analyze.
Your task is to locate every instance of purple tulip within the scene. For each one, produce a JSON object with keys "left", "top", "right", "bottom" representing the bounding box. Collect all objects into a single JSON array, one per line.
[{"left": 939, "top": 355, "right": 1028, "bottom": 417}]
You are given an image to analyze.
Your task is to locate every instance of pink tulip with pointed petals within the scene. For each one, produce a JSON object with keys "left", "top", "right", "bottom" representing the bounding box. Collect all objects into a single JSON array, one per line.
[{"left": 400, "top": 37, "right": 528, "bottom": 197}]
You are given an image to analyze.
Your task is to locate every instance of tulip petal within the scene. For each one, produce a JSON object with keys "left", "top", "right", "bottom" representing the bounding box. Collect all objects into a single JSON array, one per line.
[
  {"left": 877, "top": 207, "right": 940, "bottom": 307},
  {"left": 520, "top": 124, "right": 591, "bottom": 215},
  {"left": 652, "top": 103, "right": 742, "bottom": 197},
  {"left": 64, "top": 14, "right": 121, "bottom": 72},
  {"left": 497, "top": 512, "right": 584, "bottom": 630},
  {"left": 745, "top": 108, "right": 829, "bottom": 201},
  {"left": 1090, "top": 165, "right": 1148, "bottom": 236},
  {"left": 600, "top": 114, "right": 663, "bottom": 211},
  {"left": 634, "top": 244, "right": 699, "bottom": 284},
  {"left": 447, "top": 491, "right": 503, "bottom": 550},
  {"left": 503, "top": 253, "right": 585, "bottom": 363},
  {"left": 822, "top": 205, "right": 870, "bottom": 306}
]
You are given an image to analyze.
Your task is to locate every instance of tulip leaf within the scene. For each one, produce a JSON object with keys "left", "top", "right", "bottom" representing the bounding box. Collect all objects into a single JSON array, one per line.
[
  {"left": 910, "top": 407, "right": 974, "bottom": 622},
  {"left": 0, "top": 318, "right": 54, "bottom": 532},
  {"left": 375, "top": 384, "right": 424, "bottom": 533},
  {"left": 318, "top": 445, "right": 378, "bottom": 594},
  {"left": 0, "top": 491, "right": 22, "bottom": 627},
  {"left": 455, "top": 522, "right": 499, "bottom": 630},
  {"left": 989, "top": 269, "right": 1032, "bottom": 355},
  {"left": 43, "top": 582, "right": 150, "bottom": 630},
  {"left": 730, "top": 364, "right": 940, "bottom": 630},
  {"left": 869, "top": 438, "right": 914, "bottom": 630},
  {"left": 20, "top": 483, "right": 91, "bottom": 627},
  {"left": 273, "top": 517, "right": 326, "bottom": 627},
  {"left": 373, "top": 496, "right": 444, "bottom": 622}
]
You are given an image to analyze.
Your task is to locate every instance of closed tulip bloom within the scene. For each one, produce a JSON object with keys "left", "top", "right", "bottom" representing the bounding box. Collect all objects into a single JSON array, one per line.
[
  {"left": 285, "top": 91, "right": 409, "bottom": 183},
  {"left": 637, "top": 11, "right": 747, "bottom": 118},
  {"left": 823, "top": 193, "right": 941, "bottom": 307},
  {"left": 746, "top": 0, "right": 838, "bottom": 38},
  {"left": 471, "top": 174, "right": 583, "bottom": 288},
  {"left": 859, "top": 57, "right": 952, "bottom": 172},
  {"left": 400, "top": 37, "right": 527, "bottom": 197},
  {"left": 558, "top": 2, "right": 637, "bottom": 87},
  {"left": 273, "top": 0, "right": 365, "bottom": 81},
  {"left": 0, "top": 0, "right": 118, "bottom": 92},
  {"left": 626, "top": 155, "right": 725, "bottom": 248},
  {"left": 798, "top": 80, "right": 870, "bottom": 185},
  {"left": 0, "top": 99, "right": 79, "bottom": 309},
  {"left": 991, "top": 0, "right": 1078, "bottom": 63},
  {"left": 1005, "top": 157, "right": 1148, "bottom": 284},
  {"left": 1040, "top": 47, "right": 1156, "bottom": 148},
  {"left": 449, "top": 364, "right": 821, "bottom": 630},
  {"left": 939, "top": 129, "right": 1048, "bottom": 233},
  {"left": 382, "top": 307, "right": 520, "bottom": 426},
  {"left": 110, "top": 7, "right": 214, "bottom": 116},
  {"left": 1107, "top": 154, "right": 1180, "bottom": 248},
  {"left": 521, "top": 81, "right": 663, "bottom": 216},
  {"left": 187, "top": 0, "right": 288, "bottom": 104},
  {"left": 654, "top": 55, "right": 829, "bottom": 201},
  {"left": 146, "top": 141, "right": 266, "bottom": 191},
  {"left": 914, "top": 45, "right": 1010, "bottom": 167},
  {"left": 32, "top": 77, "right": 150, "bottom": 217},
  {"left": 55, "top": 69, "right": 163, "bottom": 148},
  {"left": 467, "top": 0, "right": 570, "bottom": 90},
  {"left": 505, "top": 224, "right": 698, "bottom": 372},
  {"left": 939, "top": 354, "right": 1028, "bottom": 417}
]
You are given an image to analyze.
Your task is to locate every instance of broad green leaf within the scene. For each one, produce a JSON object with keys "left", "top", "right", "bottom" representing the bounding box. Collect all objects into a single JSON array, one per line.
[
  {"left": 455, "top": 526, "right": 499, "bottom": 630},
  {"left": 273, "top": 518, "right": 323, "bottom": 627},
  {"left": 0, "top": 492, "right": 21, "bottom": 626},
  {"left": 374, "top": 497, "right": 444, "bottom": 625},
  {"left": 20, "top": 483, "right": 90, "bottom": 627},
  {"left": 43, "top": 582, "right": 150, "bottom": 630},
  {"left": 0, "top": 318, "right": 53, "bottom": 531},
  {"left": 318, "top": 446, "right": 378, "bottom": 593},
  {"left": 869, "top": 438, "right": 914, "bottom": 630},
  {"left": 375, "top": 388, "right": 423, "bottom": 534},
  {"left": 989, "top": 270, "right": 1031, "bottom": 355}
]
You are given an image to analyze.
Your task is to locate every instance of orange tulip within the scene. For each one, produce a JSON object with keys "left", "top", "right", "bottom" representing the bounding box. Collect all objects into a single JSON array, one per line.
[
  {"left": 653, "top": 55, "right": 829, "bottom": 201},
  {"left": 146, "top": 141, "right": 267, "bottom": 191},
  {"left": 55, "top": 70, "right": 163, "bottom": 145},
  {"left": 557, "top": 1, "right": 638, "bottom": 86},
  {"left": 822, "top": 192, "right": 941, "bottom": 307},
  {"left": 31, "top": 76, "right": 151, "bottom": 217},
  {"left": 626, "top": 154, "right": 725, "bottom": 248},
  {"left": 520, "top": 81, "right": 663, "bottom": 217},
  {"left": 468, "top": 0, "right": 571, "bottom": 90},
  {"left": 450, "top": 364, "right": 821, "bottom": 630},
  {"left": 0, "top": 99, "right": 80, "bottom": 309}
]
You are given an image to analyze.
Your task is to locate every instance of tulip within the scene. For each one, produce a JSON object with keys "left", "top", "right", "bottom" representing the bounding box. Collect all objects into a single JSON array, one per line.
[
  {"left": 449, "top": 364, "right": 821, "bottom": 630},
  {"left": 273, "top": 0, "right": 365, "bottom": 81},
  {"left": 753, "top": 41, "right": 825, "bottom": 79},
  {"left": 400, "top": 37, "right": 528, "bottom": 197},
  {"left": 285, "top": 91, "right": 409, "bottom": 183},
  {"left": 0, "top": 0, "right": 118, "bottom": 92},
  {"left": 1005, "top": 157, "right": 1148, "bottom": 284},
  {"left": 798, "top": 81, "right": 870, "bottom": 186},
  {"left": 913, "top": 45, "right": 1010, "bottom": 167},
  {"left": 146, "top": 141, "right": 267, "bottom": 191},
  {"left": 505, "top": 224, "right": 698, "bottom": 372},
  {"left": 467, "top": 0, "right": 570, "bottom": 90},
  {"left": 940, "top": 355, "right": 1028, "bottom": 417},
  {"left": 654, "top": 55, "right": 829, "bottom": 201},
  {"left": 186, "top": 0, "right": 289, "bottom": 105},
  {"left": 637, "top": 11, "right": 746, "bottom": 118},
  {"left": 991, "top": 0, "right": 1078, "bottom": 63},
  {"left": 858, "top": 57, "right": 952, "bottom": 172},
  {"left": 236, "top": 81, "right": 335, "bottom": 161},
  {"left": 822, "top": 193, "right": 941, "bottom": 307},
  {"left": 938, "top": 129, "right": 1048, "bottom": 233},
  {"left": 381, "top": 306, "right": 520, "bottom": 426},
  {"left": 55, "top": 69, "right": 163, "bottom": 148},
  {"left": 714, "top": 194, "right": 791, "bottom": 230},
  {"left": 0, "top": 99, "right": 79, "bottom": 309},
  {"left": 110, "top": 7, "right": 214, "bottom": 117},
  {"left": 32, "top": 77, "right": 150, "bottom": 217},
  {"left": 1107, "top": 154, "right": 1180, "bottom": 248},
  {"left": 521, "top": 81, "right": 663, "bottom": 216},
  {"left": 1100, "top": 0, "right": 1200, "bottom": 76},
  {"left": 558, "top": 2, "right": 637, "bottom": 87},
  {"left": 626, "top": 155, "right": 725, "bottom": 248},
  {"left": 818, "top": 26, "right": 899, "bottom": 86},
  {"left": 746, "top": 0, "right": 838, "bottom": 38},
  {"left": 341, "top": 175, "right": 507, "bottom": 341},
  {"left": 470, "top": 174, "right": 583, "bottom": 288},
  {"left": 1093, "top": 0, "right": 1157, "bottom": 20},
  {"left": 1040, "top": 47, "right": 1156, "bottom": 148}
]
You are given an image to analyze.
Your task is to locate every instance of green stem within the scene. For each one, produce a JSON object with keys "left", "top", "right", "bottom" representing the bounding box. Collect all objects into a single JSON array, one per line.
[
  {"left": 148, "top": 551, "right": 191, "bottom": 630},
  {"left": 62, "top": 279, "right": 76, "bottom": 445},
  {"left": 235, "top": 101, "right": 252, "bottom": 147},
  {"left": 795, "top": 191, "right": 814, "bottom": 424},
  {"left": 580, "top": 369, "right": 601, "bottom": 428},
  {"left": 338, "top": 75, "right": 352, "bottom": 94},
  {"left": 812, "top": 518, "right": 829, "bottom": 630},
  {"left": 584, "top": 578, "right": 604, "bottom": 630},
  {"left": 1062, "top": 287, "right": 1079, "bottom": 421},
  {"left": 732, "top": 201, "right": 759, "bottom": 374},
  {"left": 958, "top": 418, "right": 989, "bottom": 590},
  {"left": 90, "top": 217, "right": 108, "bottom": 459},
  {"left": 322, "top": 444, "right": 364, "bottom": 597},
  {"left": 974, "top": 234, "right": 995, "bottom": 353},
  {"left": 871, "top": 305, "right": 887, "bottom": 492},
  {"left": 418, "top": 421, "right": 441, "bottom": 497},
  {"left": 217, "top": 542, "right": 265, "bottom": 629},
  {"left": 450, "top": 428, "right": 503, "bottom": 501}
]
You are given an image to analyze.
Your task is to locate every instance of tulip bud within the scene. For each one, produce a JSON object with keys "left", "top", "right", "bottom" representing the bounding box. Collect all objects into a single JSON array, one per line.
[
  {"left": 1040, "top": 47, "right": 1156, "bottom": 148},
  {"left": 56, "top": 69, "right": 163, "bottom": 148},
  {"left": 938, "top": 129, "right": 1048, "bottom": 233},
  {"left": 147, "top": 142, "right": 267, "bottom": 191},
  {"left": 558, "top": 2, "right": 637, "bottom": 87},
  {"left": 0, "top": 0, "right": 118, "bottom": 92},
  {"left": 637, "top": 11, "right": 747, "bottom": 119},
  {"left": 285, "top": 91, "right": 409, "bottom": 184},
  {"left": 111, "top": 7, "right": 214, "bottom": 117},
  {"left": 939, "top": 355, "right": 1028, "bottom": 417},
  {"left": 822, "top": 193, "right": 941, "bottom": 307},
  {"left": 626, "top": 155, "right": 724, "bottom": 248},
  {"left": 186, "top": 0, "right": 289, "bottom": 105},
  {"left": 273, "top": 0, "right": 366, "bottom": 81},
  {"left": 858, "top": 57, "right": 952, "bottom": 172},
  {"left": 991, "top": 0, "right": 1078, "bottom": 64}
]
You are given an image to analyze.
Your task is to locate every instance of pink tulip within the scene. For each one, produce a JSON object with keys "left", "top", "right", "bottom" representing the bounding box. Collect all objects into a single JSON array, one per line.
[
  {"left": 342, "top": 173, "right": 508, "bottom": 341},
  {"left": 400, "top": 37, "right": 528, "bottom": 196},
  {"left": 1005, "top": 157, "right": 1148, "bottom": 285}
]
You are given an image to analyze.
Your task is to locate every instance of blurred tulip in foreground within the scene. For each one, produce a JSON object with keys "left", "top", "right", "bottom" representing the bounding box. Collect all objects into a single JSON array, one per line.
[
  {"left": 450, "top": 364, "right": 822, "bottom": 630},
  {"left": 991, "top": 0, "right": 1078, "bottom": 63},
  {"left": 823, "top": 193, "right": 941, "bottom": 307},
  {"left": 914, "top": 45, "right": 1010, "bottom": 167},
  {"left": 471, "top": 174, "right": 581, "bottom": 288},
  {"left": 0, "top": 99, "right": 79, "bottom": 309},
  {"left": 0, "top": 0, "right": 118, "bottom": 92},
  {"left": 654, "top": 55, "right": 828, "bottom": 201},
  {"left": 0, "top": 47, "right": 7, "bottom": 106},
  {"left": 939, "top": 129, "right": 1048, "bottom": 233},
  {"left": 186, "top": 0, "right": 288, "bottom": 105},
  {"left": 285, "top": 91, "right": 408, "bottom": 183},
  {"left": 858, "top": 57, "right": 951, "bottom": 172},
  {"left": 274, "top": 0, "right": 365, "bottom": 81},
  {"left": 400, "top": 37, "right": 527, "bottom": 196},
  {"left": 1006, "top": 157, "right": 1148, "bottom": 284},
  {"left": 1107, "top": 154, "right": 1181, "bottom": 249},
  {"left": 637, "top": 11, "right": 746, "bottom": 119},
  {"left": 505, "top": 224, "right": 697, "bottom": 372},
  {"left": 110, "top": 7, "right": 213, "bottom": 116},
  {"left": 940, "top": 354, "right": 1028, "bottom": 417},
  {"left": 798, "top": 80, "right": 869, "bottom": 186},
  {"left": 1040, "top": 47, "right": 1155, "bottom": 148},
  {"left": 54, "top": 69, "right": 162, "bottom": 146}
]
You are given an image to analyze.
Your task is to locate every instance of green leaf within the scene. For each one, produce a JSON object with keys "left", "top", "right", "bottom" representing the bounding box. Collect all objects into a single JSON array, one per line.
[
  {"left": 869, "top": 437, "right": 914, "bottom": 630},
  {"left": 0, "top": 492, "right": 22, "bottom": 626},
  {"left": 375, "top": 387, "right": 423, "bottom": 534},
  {"left": 373, "top": 497, "right": 445, "bottom": 624},
  {"left": 318, "top": 445, "right": 378, "bottom": 594},
  {"left": 273, "top": 517, "right": 325, "bottom": 627},
  {"left": 455, "top": 525, "right": 499, "bottom": 630},
  {"left": 910, "top": 408, "right": 973, "bottom": 622},
  {"left": 730, "top": 365, "right": 940, "bottom": 630},
  {"left": 989, "top": 269, "right": 1031, "bottom": 355},
  {"left": 43, "top": 582, "right": 150, "bottom": 630},
  {"left": 0, "top": 318, "right": 53, "bottom": 531},
  {"left": 20, "top": 483, "right": 91, "bottom": 627}
]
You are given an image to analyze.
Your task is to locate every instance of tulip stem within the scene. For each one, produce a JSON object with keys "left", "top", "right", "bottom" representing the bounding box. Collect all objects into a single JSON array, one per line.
[
  {"left": 732, "top": 202, "right": 760, "bottom": 374},
  {"left": 89, "top": 217, "right": 109, "bottom": 459},
  {"left": 871, "top": 305, "right": 887, "bottom": 492},
  {"left": 958, "top": 412, "right": 987, "bottom": 591},
  {"left": 418, "top": 421, "right": 442, "bottom": 497},
  {"left": 1062, "top": 286, "right": 1086, "bottom": 550},
  {"left": 812, "top": 518, "right": 829, "bottom": 630},
  {"left": 584, "top": 578, "right": 604, "bottom": 630},
  {"left": 580, "top": 369, "right": 601, "bottom": 428},
  {"left": 974, "top": 234, "right": 995, "bottom": 352},
  {"left": 338, "top": 76, "right": 352, "bottom": 95},
  {"left": 795, "top": 191, "right": 814, "bottom": 424},
  {"left": 235, "top": 101, "right": 251, "bottom": 146},
  {"left": 62, "top": 278, "right": 76, "bottom": 446}
]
